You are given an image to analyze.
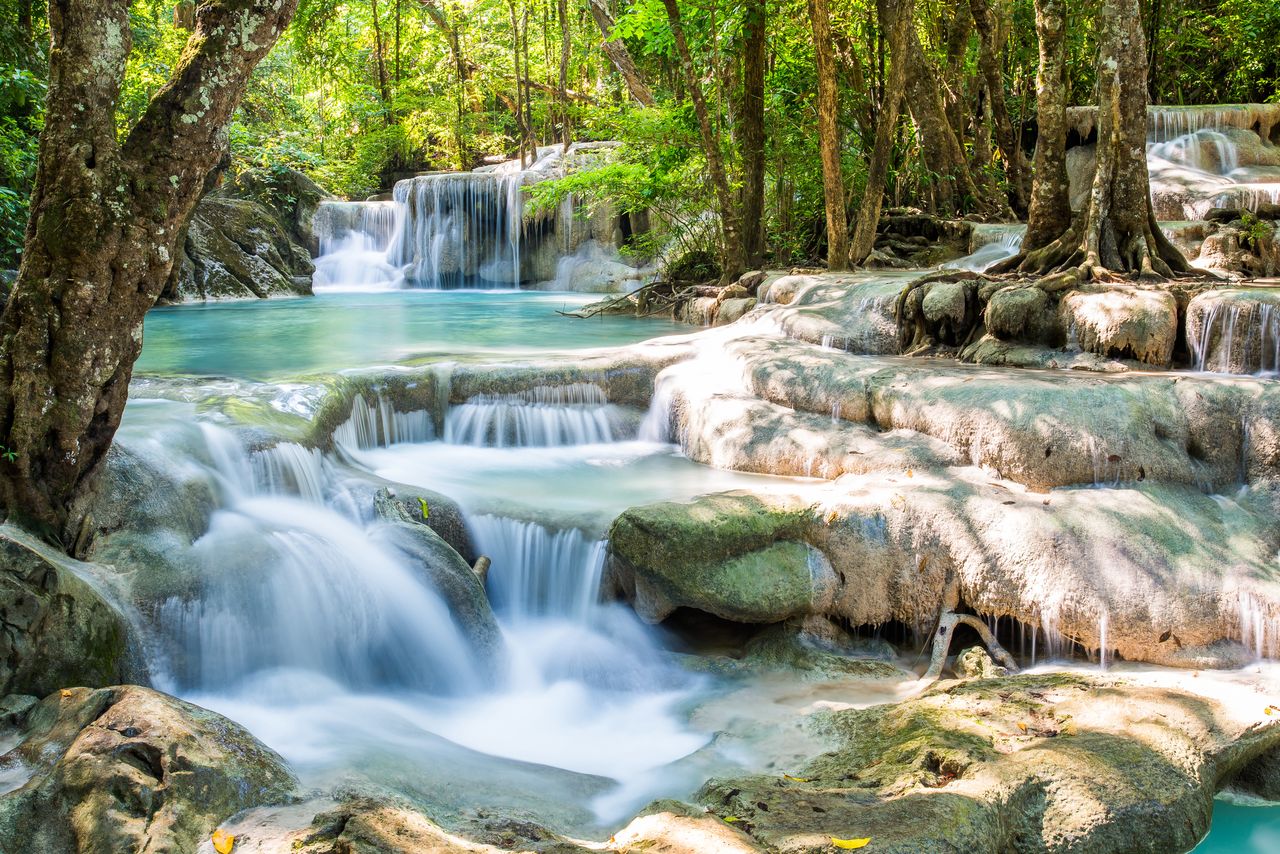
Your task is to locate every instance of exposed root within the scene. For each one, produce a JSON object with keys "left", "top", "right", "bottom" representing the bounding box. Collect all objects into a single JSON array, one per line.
[
  {"left": 922, "top": 574, "right": 1019, "bottom": 683},
  {"left": 557, "top": 280, "right": 686, "bottom": 319}
]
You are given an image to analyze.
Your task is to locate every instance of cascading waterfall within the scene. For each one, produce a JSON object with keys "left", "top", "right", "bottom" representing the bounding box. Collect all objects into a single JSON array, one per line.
[
  {"left": 387, "top": 173, "right": 526, "bottom": 289},
  {"left": 443, "top": 383, "right": 624, "bottom": 447},
  {"left": 154, "top": 425, "right": 485, "bottom": 695},
  {"left": 332, "top": 393, "right": 435, "bottom": 452},
  {"left": 312, "top": 201, "right": 405, "bottom": 290},
  {"left": 946, "top": 223, "right": 1026, "bottom": 272},
  {"left": 1143, "top": 104, "right": 1280, "bottom": 219},
  {"left": 1187, "top": 295, "right": 1280, "bottom": 375}
]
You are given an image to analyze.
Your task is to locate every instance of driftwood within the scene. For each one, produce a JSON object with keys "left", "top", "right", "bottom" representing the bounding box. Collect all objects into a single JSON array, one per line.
[{"left": 557, "top": 280, "right": 691, "bottom": 319}]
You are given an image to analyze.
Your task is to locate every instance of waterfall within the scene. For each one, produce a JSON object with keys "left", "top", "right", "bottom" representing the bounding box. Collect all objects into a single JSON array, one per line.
[
  {"left": 443, "top": 383, "right": 622, "bottom": 447},
  {"left": 313, "top": 201, "right": 405, "bottom": 290},
  {"left": 332, "top": 393, "right": 435, "bottom": 452},
  {"left": 468, "top": 515, "right": 606, "bottom": 623},
  {"left": 1142, "top": 105, "right": 1280, "bottom": 219},
  {"left": 154, "top": 424, "right": 485, "bottom": 695},
  {"left": 945, "top": 223, "right": 1026, "bottom": 272},
  {"left": 1186, "top": 292, "right": 1280, "bottom": 375},
  {"left": 387, "top": 173, "right": 526, "bottom": 289}
]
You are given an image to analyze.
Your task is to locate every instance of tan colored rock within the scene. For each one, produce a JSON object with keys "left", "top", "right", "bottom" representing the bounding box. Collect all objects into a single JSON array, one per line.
[
  {"left": 0, "top": 686, "right": 295, "bottom": 854},
  {"left": 1060, "top": 286, "right": 1178, "bottom": 366}
]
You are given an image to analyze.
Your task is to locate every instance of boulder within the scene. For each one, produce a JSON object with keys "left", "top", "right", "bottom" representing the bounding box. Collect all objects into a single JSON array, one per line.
[
  {"left": 984, "top": 285, "right": 1054, "bottom": 342},
  {"left": 164, "top": 196, "right": 315, "bottom": 302},
  {"left": 690, "top": 673, "right": 1280, "bottom": 853},
  {"left": 1060, "top": 286, "right": 1178, "bottom": 366},
  {"left": 0, "top": 685, "right": 295, "bottom": 854},
  {"left": 715, "top": 297, "right": 757, "bottom": 326},
  {"left": 220, "top": 167, "right": 333, "bottom": 255},
  {"left": 955, "top": 645, "right": 1007, "bottom": 679},
  {"left": 0, "top": 526, "right": 129, "bottom": 699},
  {"left": 370, "top": 515, "right": 505, "bottom": 675}
]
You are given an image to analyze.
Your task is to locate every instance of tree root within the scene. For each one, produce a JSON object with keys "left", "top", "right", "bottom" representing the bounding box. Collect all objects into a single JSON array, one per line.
[{"left": 922, "top": 574, "right": 1020, "bottom": 683}]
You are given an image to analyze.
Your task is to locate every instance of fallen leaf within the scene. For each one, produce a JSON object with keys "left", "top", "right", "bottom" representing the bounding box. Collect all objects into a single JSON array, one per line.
[
  {"left": 1158, "top": 630, "right": 1172, "bottom": 643},
  {"left": 417, "top": 496, "right": 430, "bottom": 519},
  {"left": 783, "top": 774, "right": 811, "bottom": 782},
  {"left": 1017, "top": 722, "right": 1028, "bottom": 733},
  {"left": 723, "top": 816, "right": 741, "bottom": 824},
  {"left": 906, "top": 469, "right": 913, "bottom": 478},
  {"left": 831, "top": 838, "right": 871, "bottom": 849},
  {"left": 59, "top": 689, "right": 72, "bottom": 698},
  {"left": 212, "top": 829, "right": 235, "bottom": 854}
]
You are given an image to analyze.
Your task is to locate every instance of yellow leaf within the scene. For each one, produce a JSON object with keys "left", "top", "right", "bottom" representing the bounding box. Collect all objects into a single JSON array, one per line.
[
  {"left": 723, "top": 816, "right": 741, "bottom": 824},
  {"left": 831, "top": 838, "right": 871, "bottom": 849},
  {"left": 59, "top": 689, "right": 72, "bottom": 698},
  {"left": 212, "top": 829, "right": 235, "bottom": 854},
  {"left": 783, "top": 774, "right": 811, "bottom": 782},
  {"left": 1017, "top": 722, "right": 1028, "bottom": 733}
]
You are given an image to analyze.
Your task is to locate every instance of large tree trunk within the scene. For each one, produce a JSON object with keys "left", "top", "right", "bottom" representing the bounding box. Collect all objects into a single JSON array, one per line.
[
  {"left": 903, "top": 23, "right": 986, "bottom": 214},
  {"left": 970, "top": 0, "right": 1030, "bottom": 214},
  {"left": 740, "top": 0, "right": 767, "bottom": 266},
  {"left": 589, "top": 0, "right": 656, "bottom": 107},
  {"left": 0, "top": 0, "right": 297, "bottom": 548},
  {"left": 809, "top": 0, "right": 849, "bottom": 270},
  {"left": 1002, "top": 0, "right": 1187, "bottom": 282},
  {"left": 850, "top": 0, "right": 913, "bottom": 264},
  {"left": 1019, "top": 0, "right": 1070, "bottom": 252},
  {"left": 661, "top": 0, "right": 746, "bottom": 281}
]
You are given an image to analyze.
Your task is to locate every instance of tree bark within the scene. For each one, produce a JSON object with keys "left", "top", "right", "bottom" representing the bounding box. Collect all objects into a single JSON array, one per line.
[
  {"left": 740, "top": 0, "right": 767, "bottom": 266},
  {"left": 589, "top": 0, "right": 656, "bottom": 107},
  {"left": 1020, "top": 0, "right": 1070, "bottom": 252},
  {"left": 970, "top": 0, "right": 1030, "bottom": 214},
  {"left": 903, "top": 22, "right": 986, "bottom": 214},
  {"left": 558, "top": 0, "right": 572, "bottom": 149},
  {"left": 370, "top": 0, "right": 394, "bottom": 125},
  {"left": 809, "top": 0, "right": 849, "bottom": 270},
  {"left": 850, "top": 0, "right": 913, "bottom": 264},
  {"left": 1000, "top": 0, "right": 1188, "bottom": 282},
  {"left": 0, "top": 0, "right": 298, "bottom": 548},
  {"left": 661, "top": 0, "right": 746, "bottom": 281}
]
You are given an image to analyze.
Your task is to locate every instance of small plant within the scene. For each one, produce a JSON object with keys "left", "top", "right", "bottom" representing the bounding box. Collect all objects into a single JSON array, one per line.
[
  {"left": 0, "top": 445, "right": 17, "bottom": 463},
  {"left": 1240, "top": 211, "right": 1274, "bottom": 248},
  {"left": 417, "top": 496, "right": 430, "bottom": 520}
]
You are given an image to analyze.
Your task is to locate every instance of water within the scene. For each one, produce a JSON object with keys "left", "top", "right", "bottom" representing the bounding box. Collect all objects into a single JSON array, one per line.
[
  {"left": 137, "top": 291, "right": 687, "bottom": 380},
  {"left": 1197, "top": 798, "right": 1280, "bottom": 852},
  {"left": 1187, "top": 291, "right": 1280, "bottom": 375},
  {"left": 945, "top": 223, "right": 1026, "bottom": 272}
]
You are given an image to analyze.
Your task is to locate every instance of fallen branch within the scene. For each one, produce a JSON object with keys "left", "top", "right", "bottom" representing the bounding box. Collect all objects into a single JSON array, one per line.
[{"left": 923, "top": 572, "right": 1020, "bottom": 682}]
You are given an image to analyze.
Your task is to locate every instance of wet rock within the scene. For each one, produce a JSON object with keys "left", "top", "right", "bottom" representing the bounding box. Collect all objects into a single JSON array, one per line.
[
  {"left": 164, "top": 197, "right": 315, "bottom": 302},
  {"left": 955, "top": 646, "right": 1007, "bottom": 679},
  {"left": 716, "top": 297, "right": 758, "bottom": 325},
  {"left": 737, "top": 270, "right": 767, "bottom": 295},
  {"left": 371, "top": 519, "right": 505, "bottom": 675},
  {"left": 739, "top": 621, "right": 907, "bottom": 681},
  {"left": 984, "top": 285, "right": 1054, "bottom": 341},
  {"left": 370, "top": 483, "right": 475, "bottom": 562},
  {"left": 0, "top": 527, "right": 129, "bottom": 699},
  {"left": 690, "top": 673, "right": 1280, "bottom": 853},
  {"left": 0, "top": 685, "right": 295, "bottom": 854}
]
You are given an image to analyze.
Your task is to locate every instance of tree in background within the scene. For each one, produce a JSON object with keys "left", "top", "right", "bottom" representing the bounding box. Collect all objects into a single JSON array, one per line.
[{"left": 0, "top": 0, "right": 298, "bottom": 547}]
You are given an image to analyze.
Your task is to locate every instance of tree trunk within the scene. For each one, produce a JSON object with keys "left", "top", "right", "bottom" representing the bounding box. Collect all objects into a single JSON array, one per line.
[
  {"left": 740, "top": 0, "right": 767, "bottom": 266},
  {"left": 903, "top": 22, "right": 986, "bottom": 214},
  {"left": 508, "top": 0, "right": 528, "bottom": 165},
  {"left": 0, "top": 0, "right": 297, "bottom": 548},
  {"left": 1002, "top": 0, "right": 1188, "bottom": 282},
  {"left": 370, "top": 0, "right": 393, "bottom": 125},
  {"left": 418, "top": 0, "right": 475, "bottom": 167},
  {"left": 941, "top": 0, "right": 973, "bottom": 141},
  {"left": 661, "top": 0, "right": 746, "bottom": 281},
  {"left": 970, "top": 0, "right": 1030, "bottom": 214},
  {"left": 850, "top": 0, "right": 913, "bottom": 264},
  {"left": 1020, "top": 0, "right": 1071, "bottom": 252},
  {"left": 809, "top": 0, "right": 849, "bottom": 270},
  {"left": 588, "top": 0, "right": 657, "bottom": 106},
  {"left": 558, "top": 0, "right": 571, "bottom": 149}
]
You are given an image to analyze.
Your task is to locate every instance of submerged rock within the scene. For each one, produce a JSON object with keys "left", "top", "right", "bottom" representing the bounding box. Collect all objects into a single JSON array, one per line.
[
  {"left": 0, "top": 685, "right": 295, "bottom": 854},
  {"left": 0, "top": 526, "right": 129, "bottom": 699}
]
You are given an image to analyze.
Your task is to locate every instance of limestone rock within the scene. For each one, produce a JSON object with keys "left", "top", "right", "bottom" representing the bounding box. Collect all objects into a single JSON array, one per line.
[
  {"left": 164, "top": 197, "right": 315, "bottom": 302},
  {"left": 716, "top": 297, "right": 757, "bottom": 325},
  {"left": 984, "top": 285, "right": 1053, "bottom": 341},
  {"left": 220, "top": 167, "right": 333, "bottom": 255},
  {"left": 0, "top": 685, "right": 295, "bottom": 854},
  {"left": 1060, "top": 286, "right": 1178, "bottom": 366},
  {"left": 0, "top": 526, "right": 128, "bottom": 699},
  {"left": 955, "top": 645, "right": 1008, "bottom": 679},
  {"left": 692, "top": 674, "right": 1280, "bottom": 853}
]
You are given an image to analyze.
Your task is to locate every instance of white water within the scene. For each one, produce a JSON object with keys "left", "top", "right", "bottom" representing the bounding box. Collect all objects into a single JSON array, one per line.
[
  {"left": 945, "top": 223, "right": 1026, "bottom": 272},
  {"left": 442, "top": 383, "right": 624, "bottom": 447},
  {"left": 1187, "top": 294, "right": 1280, "bottom": 375}
]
